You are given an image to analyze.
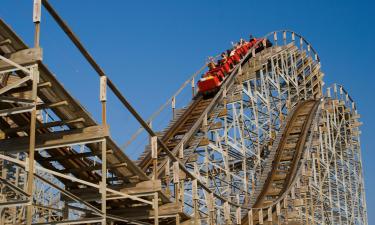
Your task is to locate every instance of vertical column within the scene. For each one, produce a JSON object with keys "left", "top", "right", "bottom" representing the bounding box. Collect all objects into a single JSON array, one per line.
[
  {"left": 191, "top": 77, "right": 195, "bottom": 97},
  {"left": 207, "top": 192, "right": 214, "bottom": 225},
  {"left": 33, "top": 0, "right": 41, "bottom": 47},
  {"left": 100, "top": 76, "right": 107, "bottom": 224},
  {"left": 100, "top": 139, "right": 107, "bottom": 225},
  {"left": 26, "top": 1, "right": 42, "bottom": 224},
  {"left": 172, "top": 96, "right": 176, "bottom": 119},
  {"left": 178, "top": 144, "right": 184, "bottom": 215},
  {"left": 273, "top": 32, "right": 278, "bottom": 46},
  {"left": 173, "top": 161, "right": 180, "bottom": 225},
  {"left": 151, "top": 136, "right": 159, "bottom": 225},
  {"left": 276, "top": 202, "right": 281, "bottom": 225},
  {"left": 26, "top": 65, "right": 39, "bottom": 225},
  {"left": 192, "top": 178, "right": 199, "bottom": 224},
  {"left": 258, "top": 209, "right": 263, "bottom": 225},
  {"left": 248, "top": 209, "right": 253, "bottom": 225},
  {"left": 165, "top": 158, "right": 171, "bottom": 197},
  {"left": 223, "top": 201, "right": 230, "bottom": 224}
]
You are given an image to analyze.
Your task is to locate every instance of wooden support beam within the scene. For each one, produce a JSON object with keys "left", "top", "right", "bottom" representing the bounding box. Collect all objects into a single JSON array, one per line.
[
  {"left": 39, "top": 149, "right": 112, "bottom": 162},
  {"left": 110, "top": 202, "right": 180, "bottom": 220},
  {"left": 0, "top": 125, "right": 108, "bottom": 153},
  {"left": 0, "top": 96, "right": 34, "bottom": 104},
  {"left": 3, "top": 117, "right": 85, "bottom": 134},
  {"left": 36, "top": 100, "right": 68, "bottom": 110},
  {"left": 60, "top": 162, "right": 127, "bottom": 174},
  {"left": 0, "top": 38, "right": 11, "bottom": 46},
  {"left": 62, "top": 180, "right": 161, "bottom": 203},
  {"left": 0, "top": 48, "right": 42, "bottom": 71},
  {"left": 0, "top": 105, "right": 34, "bottom": 116},
  {"left": 120, "top": 179, "right": 161, "bottom": 195},
  {"left": 5, "top": 81, "right": 51, "bottom": 95}
]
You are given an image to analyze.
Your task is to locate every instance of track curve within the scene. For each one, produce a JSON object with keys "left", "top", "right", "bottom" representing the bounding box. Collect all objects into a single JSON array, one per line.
[{"left": 241, "top": 99, "right": 320, "bottom": 224}]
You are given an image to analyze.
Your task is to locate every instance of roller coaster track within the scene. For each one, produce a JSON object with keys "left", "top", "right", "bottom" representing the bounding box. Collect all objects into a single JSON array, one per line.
[
  {"left": 0, "top": 2, "right": 368, "bottom": 225},
  {"left": 254, "top": 100, "right": 320, "bottom": 208},
  {"left": 241, "top": 99, "right": 320, "bottom": 224}
]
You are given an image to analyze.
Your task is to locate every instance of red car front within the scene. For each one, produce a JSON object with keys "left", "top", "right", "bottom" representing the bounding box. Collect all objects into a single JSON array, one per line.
[{"left": 197, "top": 75, "right": 221, "bottom": 94}]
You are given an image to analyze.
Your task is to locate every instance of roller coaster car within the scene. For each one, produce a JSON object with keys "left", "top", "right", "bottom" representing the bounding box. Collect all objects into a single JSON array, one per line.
[
  {"left": 198, "top": 38, "right": 273, "bottom": 96},
  {"left": 197, "top": 75, "right": 221, "bottom": 95},
  {"left": 221, "top": 60, "right": 232, "bottom": 73}
]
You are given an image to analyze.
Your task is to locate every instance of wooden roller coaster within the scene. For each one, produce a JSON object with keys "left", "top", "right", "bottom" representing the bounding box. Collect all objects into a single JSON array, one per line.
[{"left": 0, "top": 1, "right": 367, "bottom": 225}]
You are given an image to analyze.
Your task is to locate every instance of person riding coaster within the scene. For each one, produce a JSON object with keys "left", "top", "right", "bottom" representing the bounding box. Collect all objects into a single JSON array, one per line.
[
  {"left": 197, "top": 36, "right": 272, "bottom": 96},
  {"left": 219, "top": 52, "right": 232, "bottom": 74},
  {"left": 205, "top": 62, "right": 225, "bottom": 81}
]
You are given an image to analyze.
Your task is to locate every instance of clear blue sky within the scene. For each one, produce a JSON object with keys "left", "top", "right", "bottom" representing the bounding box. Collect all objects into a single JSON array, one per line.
[{"left": 1, "top": 0, "right": 374, "bottom": 222}]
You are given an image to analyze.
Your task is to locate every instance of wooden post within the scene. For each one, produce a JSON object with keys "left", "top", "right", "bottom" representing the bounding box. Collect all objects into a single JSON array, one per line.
[
  {"left": 267, "top": 207, "right": 272, "bottom": 223},
  {"left": 172, "top": 96, "right": 176, "bottom": 119},
  {"left": 258, "top": 209, "right": 263, "bottom": 224},
  {"left": 26, "top": 65, "right": 39, "bottom": 225},
  {"left": 100, "top": 139, "right": 107, "bottom": 225},
  {"left": 248, "top": 210, "right": 253, "bottom": 225},
  {"left": 208, "top": 193, "right": 214, "bottom": 225},
  {"left": 100, "top": 76, "right": 107, "bottom": 125},
  {"left": 151, "top": 136, "right": 159, "bottom": 225},
  {"left": 273, "top": 32, "right": 278, "bottom": 46},
  {"left": 153, "top": 192, "right": 159, "bottom": 225},
  {"left": 100, "top": 75, "right": 107, "bottom": 224},
  {"left": 191, "top": 77, "right": 195, "bottom": 97},
  {"left": 192, "top": 179, "right": 199, "bottom": 224},
  {"left": 33, "top": 0, "right": 41, "bottom": 47},
  {"left": 26, "top": 2, "right": 42, "bottom": 223},
  {"left": 173, "top": 161, "right": 180, "bottom": 225},
  {"left": 224, "top": 202, "right": 230, "bottom": 224}
]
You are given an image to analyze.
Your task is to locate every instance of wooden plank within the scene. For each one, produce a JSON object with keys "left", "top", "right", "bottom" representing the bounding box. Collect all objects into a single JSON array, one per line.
[
  {"left": 0, "top": 105, "right": 34, "bottom": 116},
  {"left": 0, "top": 125, "right": 108, "bottom": 153},
  {"left": 0, "top": 48, "right": 42, "bottom": 71},
  {"left": 3, "top": 117, "right": 85, "bottom": 134},
  {"left": 111, "top": 202, "right": 180, "bottom": 219},
  {"left": 120, "top": 180, "right": 162, "bottom": 195},
  {"left": 39, "top": 149, "right": 113, "bottom": 162}
]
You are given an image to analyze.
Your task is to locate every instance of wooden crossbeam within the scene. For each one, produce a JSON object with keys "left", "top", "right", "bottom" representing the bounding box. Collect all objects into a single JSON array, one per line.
[
  {"left": 0, "top": 105, "right": 34, "bottom": 116},
  {"left": 0, "top": 96, "right": 34, "bottom": 104},
  {"left": 110, "top": 202, "right": 180, "bottom": 219},
  {"left": 38, "top": 149, "right": 112, "bottom": 162},
  {"left": 36, "top": 100, "right": 68, "bottom": 110},
  {"left": 0, "top": 125, "right": 109, "bottom": 153},
  {"left": 0, "top": 48, "right": 42, "bottom": 71},
  {"left": 3, "top": 117, "right": 85, "bottom": 134},
  {"left": 60, "top": 162, "right": 127, "bottom": 174},
  {"left": 6, "top": 81, "right": 51, "bottom": 95},
  {"left": 0, "top": 38, "right": 11, "bottom": 46},
  {"left": 62, "top": 180, "right": 161, "bottom": 202}
]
